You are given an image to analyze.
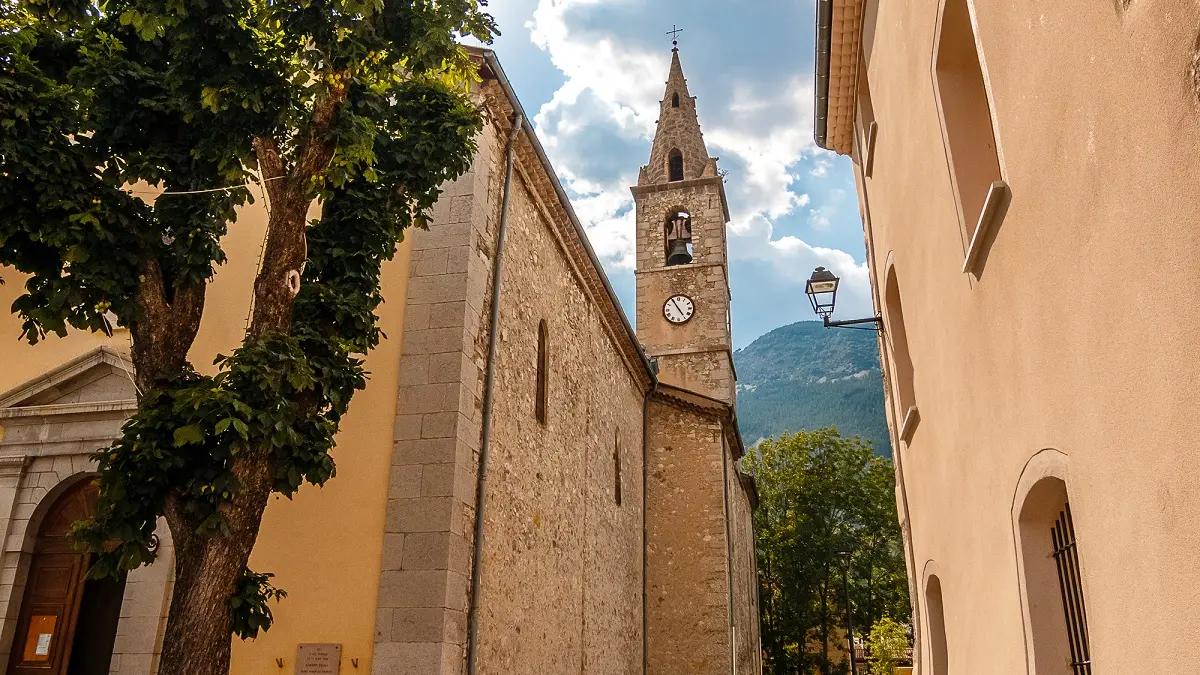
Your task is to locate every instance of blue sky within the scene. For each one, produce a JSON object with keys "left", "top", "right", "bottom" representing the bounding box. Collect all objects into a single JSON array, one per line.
[{"left": 477, "top": 0, "right": 874, "bottom": 348}]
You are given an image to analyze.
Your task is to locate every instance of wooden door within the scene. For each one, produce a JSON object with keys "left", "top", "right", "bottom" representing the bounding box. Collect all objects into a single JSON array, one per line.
[{"left": 7, "top": 481, "right": 97, "bottom": 675}]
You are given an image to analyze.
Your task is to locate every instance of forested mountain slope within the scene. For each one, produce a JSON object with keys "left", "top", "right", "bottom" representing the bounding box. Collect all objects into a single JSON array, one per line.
[{"left": 734, "top": 321, "right": 890, "bottom": 454}]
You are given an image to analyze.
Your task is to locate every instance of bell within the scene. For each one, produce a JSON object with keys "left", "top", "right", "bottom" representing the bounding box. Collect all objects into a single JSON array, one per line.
[{"left": 667, "top": 239, "right": 693, "bottom": 266}]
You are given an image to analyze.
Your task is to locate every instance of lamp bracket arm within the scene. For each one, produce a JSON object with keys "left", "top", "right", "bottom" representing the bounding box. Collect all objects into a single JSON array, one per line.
[{"left": 822, "top": 315, "right": 883, "bottom": 331}]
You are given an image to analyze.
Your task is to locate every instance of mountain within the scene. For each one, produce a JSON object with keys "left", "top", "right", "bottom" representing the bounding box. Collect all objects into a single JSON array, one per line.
[{"left": 733, "top": 320, "right": 891, "bottom": 454}]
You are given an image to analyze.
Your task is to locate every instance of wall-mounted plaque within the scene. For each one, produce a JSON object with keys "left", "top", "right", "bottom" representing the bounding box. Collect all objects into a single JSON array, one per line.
[{"left": 296, "top": 643, "right": 341, "bottom": 675}]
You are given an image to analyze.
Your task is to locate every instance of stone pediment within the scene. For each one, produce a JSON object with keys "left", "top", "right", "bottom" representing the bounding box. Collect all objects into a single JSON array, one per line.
[{"left": 0, "top": 347, "right": 138, "bottom": 420}]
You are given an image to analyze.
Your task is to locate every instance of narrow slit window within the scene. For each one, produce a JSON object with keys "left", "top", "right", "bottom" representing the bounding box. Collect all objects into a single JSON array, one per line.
[
  {"left": 671, "top": 92, "right": 680, "bottom": 108},
  {"left": 668, "top": 149, "right": 684, "bottom": 182},
  {"left": 535, "top": 319, "right": 548, "bottom": 424},
  {"left": 613, "top": 434, "right": 623, "bottom": 506},
  {"left": 1052, "top": 502, "right": 1091, "bottom": 675}
]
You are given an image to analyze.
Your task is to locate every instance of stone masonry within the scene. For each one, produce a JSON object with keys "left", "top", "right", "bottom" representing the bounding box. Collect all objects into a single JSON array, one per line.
[
  {"left": 0, "top": 347, "right": 174, "bottom": 675},
  {"left": 633, "top": 48, "right": 736, "bottom": 405},
  {"left": 636, "top": 47, "right": 760, "bottom": 675},
  {"left": 374, "top": 57, "right": 653, "bottom": 675}
]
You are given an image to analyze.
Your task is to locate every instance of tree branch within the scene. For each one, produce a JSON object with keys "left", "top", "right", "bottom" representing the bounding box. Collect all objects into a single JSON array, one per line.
[{"left": 248, "top": 75, "right": 350, "bottom": 338}]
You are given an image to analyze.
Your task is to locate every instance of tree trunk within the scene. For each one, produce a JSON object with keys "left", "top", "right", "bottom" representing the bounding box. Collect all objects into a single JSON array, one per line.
[
  {"left": 133, "top": 92, "right": 342, "bottom": 674},
  {"left": 156, "top": 454, "right": 274, "bottom": 675},
  {"left": 820, "top": 572, "right": 830, "bottom": 675}
]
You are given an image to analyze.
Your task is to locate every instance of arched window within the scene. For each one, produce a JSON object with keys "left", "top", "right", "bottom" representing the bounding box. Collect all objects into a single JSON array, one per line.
[
  {"left": 926, "top": 575, "right": 949, "bottom": 675},
  {"left": 664, "top": 210, "right": 693, "bottom": 266},
  {"left": 1018, "top": 478, "right": 1091, "bottom": 675},
  {"left": 668, "top": 148, "right": 684, "bottom": 182},
  {"left": 671, "top": 92, "right": 680, "bottom": 108},
  {"left": 884, "top": 265, "right": 917, "bottom": 440},
  {"left": 935, "top": 0, "right": 1003, "bottom": 237}
]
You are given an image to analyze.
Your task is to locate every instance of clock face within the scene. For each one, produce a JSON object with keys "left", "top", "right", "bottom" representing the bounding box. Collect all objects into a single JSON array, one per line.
[{"left": 663, "top": 295, "right": 695, "bottom": 324}]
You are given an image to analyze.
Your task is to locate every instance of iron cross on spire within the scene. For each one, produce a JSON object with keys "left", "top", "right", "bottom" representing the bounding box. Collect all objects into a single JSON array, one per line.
[{"left": 667, "top": 24, "right": 683, "bottom": 49}]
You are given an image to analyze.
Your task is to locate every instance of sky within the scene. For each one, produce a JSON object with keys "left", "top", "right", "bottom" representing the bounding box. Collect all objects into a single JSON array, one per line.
[{"left": 475, "top": 0, "right": 873, "bottom": 349}]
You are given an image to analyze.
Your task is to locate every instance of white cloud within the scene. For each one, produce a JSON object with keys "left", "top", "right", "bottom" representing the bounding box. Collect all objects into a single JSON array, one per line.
[
  {"left": 731, "top": 217, "right": 869, "bottom": 296},
  {"left": 517, "top": 0, "right": 870, "bottom": 341}
]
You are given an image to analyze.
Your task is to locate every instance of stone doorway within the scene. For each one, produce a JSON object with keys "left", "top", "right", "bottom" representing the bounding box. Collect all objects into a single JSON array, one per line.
[{"left": 6, "top": 480, "right": 124, "bottom": 675}]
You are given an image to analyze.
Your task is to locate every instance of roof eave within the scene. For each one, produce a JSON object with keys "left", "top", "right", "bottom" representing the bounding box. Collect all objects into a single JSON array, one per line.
[
  {"left": 813, "top": 0, "right": 865, "bottom": 156},
  {"left": 472, "top": 47, "right": 657, "bottom": 386}
]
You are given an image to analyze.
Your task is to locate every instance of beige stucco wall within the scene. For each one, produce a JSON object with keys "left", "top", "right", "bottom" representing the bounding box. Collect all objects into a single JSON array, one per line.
[
  {"left": 0, "top": 185, "right": 414, "bottom": 673},
  {"left": 853, "top": 0, "right": 1200, "bottom": 672}
]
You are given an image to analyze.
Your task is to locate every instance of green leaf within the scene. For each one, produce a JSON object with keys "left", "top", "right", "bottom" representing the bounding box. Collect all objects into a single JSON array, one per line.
[{"left": 173, "top": 425, "right": 205, "bottom": 446}]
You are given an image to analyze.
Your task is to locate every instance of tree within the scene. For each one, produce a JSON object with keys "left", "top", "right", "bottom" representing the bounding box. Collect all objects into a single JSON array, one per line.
[
  {"left": 0, "top": 1, "right": 494, "bottom": 672},
  {"left": 865, "top": 616, "right": 909, "bottom": 675},
  {"left": 743, "top": 428, "right": 909, "bottom": 675}
]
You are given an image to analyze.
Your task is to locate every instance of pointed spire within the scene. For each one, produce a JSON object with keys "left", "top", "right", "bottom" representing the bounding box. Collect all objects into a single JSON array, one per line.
[{"left": 639, "top": 46, "right": 717, "bottom": 187}]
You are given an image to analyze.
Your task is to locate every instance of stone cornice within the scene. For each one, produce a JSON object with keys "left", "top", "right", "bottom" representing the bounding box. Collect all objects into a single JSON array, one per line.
[
  {"left": 630, "top": 176, "right": 731, "bottom": 224},
  {"left": 0, "top": 400, "right": 138, "bottom": 420},
  {"left": 0, "top": 455, "right": 28, "bottom": 477}
]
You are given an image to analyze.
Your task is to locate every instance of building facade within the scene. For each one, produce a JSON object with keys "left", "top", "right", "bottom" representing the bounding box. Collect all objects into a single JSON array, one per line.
[
  {"left": 815, "top": 0, "right": 1200, "bottom": 673},
  {"left": 0, "top": 49, "right": 759, "bottom": 675}
]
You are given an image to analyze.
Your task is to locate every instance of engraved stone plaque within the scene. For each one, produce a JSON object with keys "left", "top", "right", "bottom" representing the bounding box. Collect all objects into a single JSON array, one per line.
[{"left": 296, "top": 643, "right": 341, "bottom": 675}]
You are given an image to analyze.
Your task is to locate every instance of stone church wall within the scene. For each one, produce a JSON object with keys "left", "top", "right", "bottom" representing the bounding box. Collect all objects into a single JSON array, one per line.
[
  {"left": 724, "top": 446, "right": 760, "bottom": 675},
  {"left": 376, "top": 79, "right": 648, "bottom": 675},
  {"left": 645, "top": 399, "right": 730, "bottom": 675},
  {"left": 472, "top": 146, "right": 646, "bottom": 675}
]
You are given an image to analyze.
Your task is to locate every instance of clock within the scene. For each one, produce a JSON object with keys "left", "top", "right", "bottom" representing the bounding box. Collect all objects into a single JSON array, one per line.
[{"left": 663, "top": 295, "right": 695, "bottom": 324}]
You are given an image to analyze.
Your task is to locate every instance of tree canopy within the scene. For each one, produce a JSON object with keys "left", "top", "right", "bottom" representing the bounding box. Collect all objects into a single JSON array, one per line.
[
  {"left": 1, "top": 0, "right": 494, "bottom": 672},
  {"left": 744, "top": 428, "right": 910, "bottom": 675}
]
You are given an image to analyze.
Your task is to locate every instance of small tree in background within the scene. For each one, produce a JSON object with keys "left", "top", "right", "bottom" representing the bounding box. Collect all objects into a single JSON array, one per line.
[
  {"left": 866, "top": 616, "right": 908, "bottom": 675},
  {"left": 745, "top": 428, "right": 909, "bottom": 675},
  {"left": 1, "top": 1, "right": 494, "bottom": 673}
]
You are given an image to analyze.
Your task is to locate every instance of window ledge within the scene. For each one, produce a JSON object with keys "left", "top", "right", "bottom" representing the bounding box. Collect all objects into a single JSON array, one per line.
[
  {"left": 962, "top": 180, "right": 1009, "bottom": 275},
  {"left": 899, "top": 405, "right": 920, "bottom": 444},
  {"left": 863, "top": 121, "right": 878, "bottom": 177}
]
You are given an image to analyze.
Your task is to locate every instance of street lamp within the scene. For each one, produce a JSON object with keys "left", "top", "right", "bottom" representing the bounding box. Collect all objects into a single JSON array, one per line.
[
  {"left": 835, "top": 549, "right": 858, "bottom": 675},
  {"left": 805, "top": 267, "right": 882, "bottom": 330}
]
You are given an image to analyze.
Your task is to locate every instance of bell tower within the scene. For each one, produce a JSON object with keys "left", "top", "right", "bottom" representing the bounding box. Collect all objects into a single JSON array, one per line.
[{"left": 633, "top": 44, "right": 735, "bottom": 403}]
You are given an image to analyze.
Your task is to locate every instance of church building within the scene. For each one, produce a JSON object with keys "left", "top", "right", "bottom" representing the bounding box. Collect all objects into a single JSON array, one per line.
[{"left": 0, "top": 46, "right": 760, "bottom": 675}]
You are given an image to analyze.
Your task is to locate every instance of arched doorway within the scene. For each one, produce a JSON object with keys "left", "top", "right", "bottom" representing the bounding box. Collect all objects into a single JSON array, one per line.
[{"left": 7, "top": 479, "right": 125, "bottom": 675}]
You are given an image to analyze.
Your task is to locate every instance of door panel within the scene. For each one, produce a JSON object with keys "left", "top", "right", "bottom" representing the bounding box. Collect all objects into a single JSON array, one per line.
[
  {"left": 8, "top": 553, "right": 86, "bottom": 674},
  {"left": 7, "top": 481, "right": 105, "bottom": 675}
]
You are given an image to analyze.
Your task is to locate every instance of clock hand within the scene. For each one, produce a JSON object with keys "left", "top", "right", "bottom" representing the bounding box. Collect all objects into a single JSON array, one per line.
[{"left": 671, "top": 299, "right": 684, "bottom": 316}]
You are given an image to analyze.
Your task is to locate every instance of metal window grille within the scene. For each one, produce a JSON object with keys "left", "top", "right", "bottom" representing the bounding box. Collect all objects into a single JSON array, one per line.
[{"left": 1051, "top": 502, "right": 1091, "bottom": 675}]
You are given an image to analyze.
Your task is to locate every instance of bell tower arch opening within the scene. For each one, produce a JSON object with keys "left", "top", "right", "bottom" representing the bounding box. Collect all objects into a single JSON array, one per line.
[{"left": 664, "top": 210, "right": 694, "bottom": 266}]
